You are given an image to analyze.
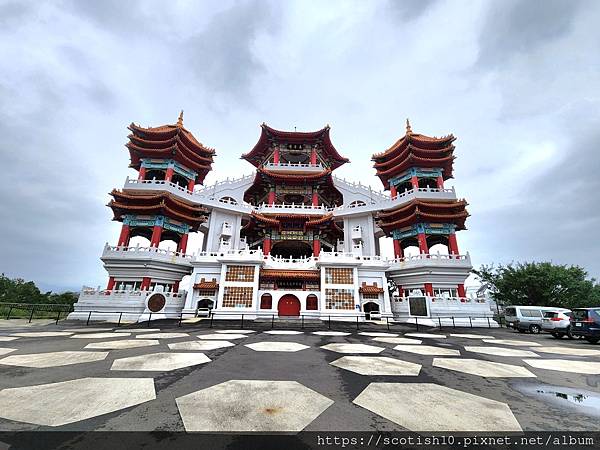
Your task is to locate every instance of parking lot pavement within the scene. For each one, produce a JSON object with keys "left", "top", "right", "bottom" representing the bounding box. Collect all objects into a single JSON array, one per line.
[{"left": 0, "top": 321, "right": 599, "bottom": 432}]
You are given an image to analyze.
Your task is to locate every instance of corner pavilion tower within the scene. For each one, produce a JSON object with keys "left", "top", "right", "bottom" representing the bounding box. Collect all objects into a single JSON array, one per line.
[{"left": 70, "top": 117, "right": 495, "bottom": 327}]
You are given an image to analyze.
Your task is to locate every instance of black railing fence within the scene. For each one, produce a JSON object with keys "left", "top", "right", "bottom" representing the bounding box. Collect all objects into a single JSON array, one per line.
[{"left": 0, "top": 303, "right": 74, "bottom": 324}]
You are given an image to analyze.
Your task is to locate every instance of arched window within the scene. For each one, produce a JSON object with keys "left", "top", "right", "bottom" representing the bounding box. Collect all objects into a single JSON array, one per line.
[
  {"left": 306, "top": 294, "right": 318, "bottom": 310},
  {"left": 349, "top": 200, "right": 366, "bottom": 208},
  {"left": 260, "top": 293, "right": 272, "bottom": 309},
  {"left": 219, "top": 196, "right": 238, "bottom": 205}
]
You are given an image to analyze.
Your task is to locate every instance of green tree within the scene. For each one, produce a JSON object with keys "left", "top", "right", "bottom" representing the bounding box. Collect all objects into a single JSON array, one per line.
[
  {"left": 0, "top": 274, "right": 78, "bottom": 305},
  {"left": 472, "top": 262, "right": 599, "bottom": 309}
]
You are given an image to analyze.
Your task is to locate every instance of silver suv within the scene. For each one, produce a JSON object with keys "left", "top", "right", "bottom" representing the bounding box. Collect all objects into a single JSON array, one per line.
[{"left": 541, "top": 310, "right": 574, "bottom": 339}]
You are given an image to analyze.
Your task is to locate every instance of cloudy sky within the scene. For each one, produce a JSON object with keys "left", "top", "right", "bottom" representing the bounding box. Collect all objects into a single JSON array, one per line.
[{"left": 1, "top": 0, "right": 599, "bottom": 292}]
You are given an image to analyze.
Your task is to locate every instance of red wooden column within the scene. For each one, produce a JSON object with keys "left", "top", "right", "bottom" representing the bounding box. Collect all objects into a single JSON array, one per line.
[
  {"left": 173, "top": 281, "right": 180, "bottom": 293},
  {"left": 310, "top": 148, "right": 317, "bottom": 165},
  {"left": 313, "top": 238, "right": 321, "bottom": 257},
  {"left": 417, "top": 233, "right": 429, "bottom": 254},
  {"left": 117, "top": 224, "right": 130, "bottom": 247},
  {"left": 424, "top": 283, "right": 434, "bottom": 297},
  {"left": 263, "top": 237, "right": 271, "bottom": 255},
  {"left": 106, "top": 277, "right": 116, "bottom": 291},
  {"left": 267, "top": 189, "right": 276, "bottom": 205},
  {"left": 178, "top": 234, "right": 189, "bottom": 254},
  {"left": 448, "top": 233, "right": 459, "bottom": 256},
  {"left": 165, "top": 167, "right": 174, "bottom": 182},
  {"left": 273, "top": 148, "right": 280, "bottom": 164},
  {"left": 393, "top": 239, "right": 403, "bottom": 258},
  {"left": 390, "top": 185, "right": 397, "bottom": 199},
  {"left": 436, "top": 175, "right": 444, "bottom": 189},
  {"left": 141, "top": 277, "right": 151, "bottom": 290},
  {"left": 312, "top": 190, "right": 319, "bottom": 206},
  {"left": 138, "top": 167, "right": 146, "bottom": 181},
  {"left": 150, "top": 226, "right": 162, "bottom": 247},
  {"left": 411, "top": 175, "right": 419, "bottom": 190},
  {"left": 187, "top": 179, "right": 195, "bottom": 191},
  {"left": 457, "top": 284, "right": 466, "bottom": 300}
]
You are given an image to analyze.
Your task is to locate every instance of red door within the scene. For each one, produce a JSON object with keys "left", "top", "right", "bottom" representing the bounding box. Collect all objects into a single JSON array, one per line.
[{"left": 278, "top": 294, "right": 301, "bottom": 316}]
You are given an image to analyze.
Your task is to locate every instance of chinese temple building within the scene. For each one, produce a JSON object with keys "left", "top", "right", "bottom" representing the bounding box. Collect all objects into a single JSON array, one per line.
[{"left": 70, "top": 116, "right": 495, "bottom": 327}]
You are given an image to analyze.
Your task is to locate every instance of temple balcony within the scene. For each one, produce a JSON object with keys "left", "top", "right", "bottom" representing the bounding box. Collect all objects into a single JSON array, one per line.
[
  {"left": 263, "top": 162, "right": 325, "bottom": 173},
  {"left": 101, "top": 244, "right": 192, "bottom": 265},
  {"left": 351, "top": 225, "right": 363, "bottom": 241},
  {"left": 194, "top": 249, "right": 264, "bottom": 264},
  {"left": 317, "top": 251, "right": 390, "bottom": 267},
  {"left": 388, "top": 252, "right": 472, "bottom": 271},
  {"left": 262, "top": 254, "right": 318, "bottom": 269},
  {"left": 255, "top": 202, "right": 328, "bottom": 215}
]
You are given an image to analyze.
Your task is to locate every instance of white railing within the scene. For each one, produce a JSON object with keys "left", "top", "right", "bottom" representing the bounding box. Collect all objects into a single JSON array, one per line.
[
  {"left": 194, "top": 174, "right": 255, "bottom": 193},
  {"left": 256, "top": 202, "right": 328, "bottom": 214},
  {"left": 102, "top": 244, "right": 193, "bottom": 263},
  {"left": 262, "top": 254, "right": 318, "bottom": 269},
  {"left": 263, "top": 162, "right": 324, "bottom": 171},
  {"left": 332, "top": 176, "right": 389, "bottom": 201}
]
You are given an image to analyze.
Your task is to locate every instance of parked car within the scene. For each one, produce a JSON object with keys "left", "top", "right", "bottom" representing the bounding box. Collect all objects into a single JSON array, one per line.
[
  {"left": 541, "top": 310, "right": 573, "bottom": 339},
  {"left": 504, "top": 306, "right": 571, "bottom": 334},
  {"left": 570, "top": 308, "right": 600, "bottom": 344}
]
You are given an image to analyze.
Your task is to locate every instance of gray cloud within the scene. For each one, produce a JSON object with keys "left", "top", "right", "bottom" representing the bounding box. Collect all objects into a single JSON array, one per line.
[{"left": 387, "top": 0, "right": 440, "bottom": 21}]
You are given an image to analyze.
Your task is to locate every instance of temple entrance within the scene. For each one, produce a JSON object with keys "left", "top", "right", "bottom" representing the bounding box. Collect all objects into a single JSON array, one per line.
[
  {"left": 278, "top": 294, "right": 301, "bottom": 316},
  {"left": 271, "top": 241, "right": 312, "bottom": 259},
  {"left": 363, "top": 302, "right": 380, "bottom": 320}
]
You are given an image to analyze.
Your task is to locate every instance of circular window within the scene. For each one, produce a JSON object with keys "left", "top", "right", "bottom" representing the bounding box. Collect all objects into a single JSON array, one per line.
[{"left": 147, "top": 293, "right": 166, "bottom": 312}]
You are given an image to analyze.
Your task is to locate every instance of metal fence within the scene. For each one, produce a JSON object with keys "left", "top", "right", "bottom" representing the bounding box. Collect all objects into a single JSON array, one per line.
[{"left": 0, "top": 303, "right": 74, "bottom": 324}]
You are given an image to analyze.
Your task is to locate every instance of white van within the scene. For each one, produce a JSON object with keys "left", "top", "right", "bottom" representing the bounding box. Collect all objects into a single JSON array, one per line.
[{"left": 504, "top": 306, "right": 571, "bottom": 334}]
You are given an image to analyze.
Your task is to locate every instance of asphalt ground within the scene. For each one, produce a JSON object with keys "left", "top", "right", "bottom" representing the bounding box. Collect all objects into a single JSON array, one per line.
[{"left": 0, "top": 319, "right": 599, "bottom": 437}]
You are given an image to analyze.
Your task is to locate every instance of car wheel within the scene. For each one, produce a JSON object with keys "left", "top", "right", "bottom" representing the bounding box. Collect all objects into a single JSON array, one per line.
[
  {"left": 585, "top": 337, "right": 599, "bottom": 344},
  {"left": 551, "top": 332, "right": 564, "bottom": 339},
  {"left": 566, "top": 327, "right": 575, "bottom": 340},
  {"left": 529, "top": 324, "right": 541, "bottom": 334}
]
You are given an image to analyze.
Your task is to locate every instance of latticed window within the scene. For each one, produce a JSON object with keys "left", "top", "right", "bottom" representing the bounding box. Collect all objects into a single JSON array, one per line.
[
  {"left": 362, "top": 293, "right": 379, "bottom": 300},
  {"left": 325, "top": 268, "right": 353, "bottom": 285},
  {"left": 325, "top": 288, "right": 354, "bottom": 310},
  {"left": 225, "top": 265, "right": 255, "bottom": 282},
  {"left": 198, "top": 290, "right": 217, "bottom": 296},
  {"left": 222, "top": 287, "right": 253, "bottom": 307},
  {"left": 433, "top": 288, "right": 457, "bottom": 298}
]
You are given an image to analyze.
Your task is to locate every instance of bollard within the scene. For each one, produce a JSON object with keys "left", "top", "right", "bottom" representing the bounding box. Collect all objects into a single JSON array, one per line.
[
  {"left": 86, "top": 311, "right": 92, "bottom": 326},
  {"left": 386, "top": 317, "right": 390, "bottom": 331},
  {"left": 302, "top": 316, "right": 305, "bottom": 329},
  {"left": 438, "top": 316, "right": 442, "bottom": 330},
  {"left": 210, "top": 313, "right": 214, "bottom": 328},
  {"left": 452, "top": 316, "right": 455, "bottom": 329},
  {"left": 148, "top": 312, "right": 152, "bottom": 326},
  {"left": 271, "top": 314, "right": 274, "bottom": 329},
  {"left": 487, "top": 317, "right": 491, "bottom": 328},
  {"left": 241, "top": 314, "right": 244, "bottom": 329},
  {"left": 469, "top": 316, "right": 473, "bottom": 328},
  {"left": 6, "top": 305, "right": 13, "bottom": 320},
  {"left": 178, "top": 312, "right": 183, "bottom": 327},
  {"left": 415, "top": 316, "right": 419, "bottom": 331},
  {"left": 28, "top": 306, "right": 36, "bottom": 323},
  {"left": 118, "top": 312, "right": 122, "bottom": 327},
  {"left": 328, "top": 315, "right": 331, "bottom": 329}
]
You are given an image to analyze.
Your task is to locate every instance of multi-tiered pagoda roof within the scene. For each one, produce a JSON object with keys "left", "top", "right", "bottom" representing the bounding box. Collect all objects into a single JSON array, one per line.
[
  {"left": 376, "top": 199, "right": 469, "bottom": 233},
  {"left": 372, "top": 121, "right": 456, "bottom": 189},
  {"left": 126, "top": 112, "right": 215, "bottom": 184}
]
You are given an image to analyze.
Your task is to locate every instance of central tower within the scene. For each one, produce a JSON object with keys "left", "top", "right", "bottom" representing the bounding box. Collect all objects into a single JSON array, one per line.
[{"left": 241, "top": 124, "right": 348, "bottom": 258}]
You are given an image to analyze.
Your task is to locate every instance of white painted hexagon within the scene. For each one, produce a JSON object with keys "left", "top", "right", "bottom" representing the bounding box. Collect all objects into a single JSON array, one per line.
[
  {"left": 85, "top": 339, "right": 159, "bottom": 350},
  {"left": 0, "top": 348, "right": 17, "bottom": 356},
  {"left": 534, "top": 346, "right": 600, "bottom": 356},
  {"left": 245, "top": 342, "right": 309, "bottom": 352},
  {"left": 312, "top": 331, "right": 351, "bottom": 336},
  {"left": 214, "top": 330, "right": 256, "bottom": 334},
  {"left": 433, "top": 358, "right": 536, "bottom": 378},
  {"left": 372, "top": 337, "right": 422, "bottom": 344},
  {"left": 464, "top": 346, "right": 539, "bottom": 358},
  {"left": 263, "top": 330, "right": 304, "bottom": 335},
  {"left": 353, "top": 383, "right": 521, "bottom": 431},
  {"left": 116, "top": 328, "right": 161, "bottom": 333},
  {"left": 168, "top": 340, "right": 235, "bottom": 351},
  {"left": 358, "top": 332, "right": 398, "bottom": 337},
  {"left": 320, "top": 343, "right": 385, "bottom": 354},
  {"left": 176, "top": 380, "right": 333, "bottom": 431},
  {"left": 0, "top": 337, "right": 19, "bottom": 342},
  {"left": 393, "top": 345, "right": 460, "bottom": 356},
  {"left": 0, "top": 377, "right": 155, "bottom": 426},
  {"left": 70, "top": 332, "right": 131, "bottom": 339},
  {"left": 524, "top": 359, "right": 600, "bottom": 374},
  {"left": 198, "top": 333, "right": 248, "bottom": 340},
  {"left": 482, "top": 339, "right": 541, "bottom": 347},
  {"left": 0, "top": 351, "right": 109, "bottom": 368},
  {"left": 134, "top": 333, "right": 189, "bottom": 339},
  {"left": 10, "top": 332, "right": 73, "bottom": 338},
  {"left": 111, "top": 352, "right": 211, "bottom": 371},
  {"left": 450, "top": 334, "right": 494, "bottom": 339},
  {"left": 405, "top": 333, "right": 447, "bottom": 339},
  {"left": 331, "top": 356, "right": 421, "bottom": 376}
]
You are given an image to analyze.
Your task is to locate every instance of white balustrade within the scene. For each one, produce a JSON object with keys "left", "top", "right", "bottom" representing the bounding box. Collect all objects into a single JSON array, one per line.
[
  {"left": 263, "top": 162, "right": 324, "bottom": 171},
  {"left": 102, "top": 244, "right": 193, "bottom": 263}
]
